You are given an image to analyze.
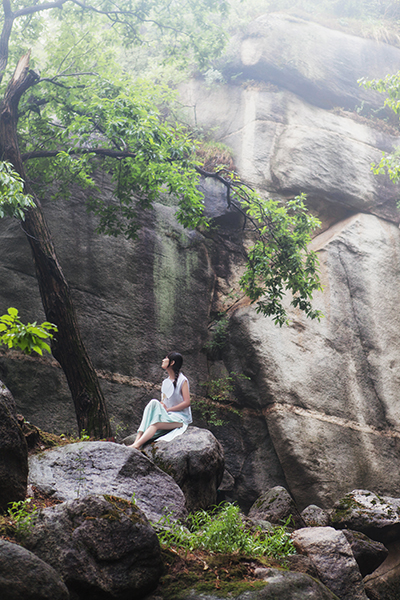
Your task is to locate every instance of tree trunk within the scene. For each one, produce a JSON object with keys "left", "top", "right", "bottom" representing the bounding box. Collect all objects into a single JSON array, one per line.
[{"left": 0, "top": 53, "right": 112, "bottom": 438}]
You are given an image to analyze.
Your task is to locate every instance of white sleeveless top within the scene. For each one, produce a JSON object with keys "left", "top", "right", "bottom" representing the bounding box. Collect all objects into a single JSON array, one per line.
[{"left": 161, "top": 373, "right": 192, "bottom": 424}]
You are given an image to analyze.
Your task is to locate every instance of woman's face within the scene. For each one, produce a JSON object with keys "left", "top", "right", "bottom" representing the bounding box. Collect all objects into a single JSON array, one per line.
[{"left": 161, "top": 356, "right": 170, "bottom": 370}]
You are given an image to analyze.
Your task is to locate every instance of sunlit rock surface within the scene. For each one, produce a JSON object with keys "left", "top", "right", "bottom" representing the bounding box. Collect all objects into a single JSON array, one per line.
[{"left": 28, "top": 442, "right": 187, "bottom": 523}]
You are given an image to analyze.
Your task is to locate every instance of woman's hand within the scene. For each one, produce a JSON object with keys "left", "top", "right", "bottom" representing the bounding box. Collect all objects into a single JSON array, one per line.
[{"left": 161, "top": 401, "right": 168, "bottom": 411}]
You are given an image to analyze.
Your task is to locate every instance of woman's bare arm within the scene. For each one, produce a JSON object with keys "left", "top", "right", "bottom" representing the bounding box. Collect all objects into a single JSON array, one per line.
[{"left": 166, "top": 380, "right": 191, "bottom": 412}]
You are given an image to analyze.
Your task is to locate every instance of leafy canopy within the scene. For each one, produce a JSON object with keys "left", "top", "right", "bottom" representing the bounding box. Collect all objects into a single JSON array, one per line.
[
  {"left": 0, "top": 308, "right": 57, "bottom": 356},
  {"left": 0, "top": 0, "right": 228, "bottom": 85},
  {"left": 22, "top": 76, "right": 206, "bottom": 238},
  {"left": 0, "top": 0, "right": 322, "bottom": 325},
  {"left": 21, "top": 78, "right": 322, "bottom": 324}
]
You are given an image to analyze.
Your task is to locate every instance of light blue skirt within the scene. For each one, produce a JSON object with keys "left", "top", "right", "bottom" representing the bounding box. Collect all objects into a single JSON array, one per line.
[{"left": 137, "top": 399, "right": 188, "bottom": 441}]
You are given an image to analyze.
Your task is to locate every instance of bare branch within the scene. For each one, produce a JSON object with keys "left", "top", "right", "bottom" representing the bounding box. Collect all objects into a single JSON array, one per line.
[
  {"left": 69, "top": 0, "right": 192, "bottom": 39},
  {"left": 36, "top": 72, "right": 98, "bottom": 89},
  {"left": 14, "top": 0, "right": 68, "bottom": 18}
]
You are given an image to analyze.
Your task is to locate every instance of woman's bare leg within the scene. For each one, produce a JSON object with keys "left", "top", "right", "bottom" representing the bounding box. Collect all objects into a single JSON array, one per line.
[{"left": 130, "top": 422, "right": 182, "bottom": 449}]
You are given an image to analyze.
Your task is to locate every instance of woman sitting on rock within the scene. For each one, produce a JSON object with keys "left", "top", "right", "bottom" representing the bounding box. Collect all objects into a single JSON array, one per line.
[{"left": 129, "top": 351, "right": 192, "bottom": 450}]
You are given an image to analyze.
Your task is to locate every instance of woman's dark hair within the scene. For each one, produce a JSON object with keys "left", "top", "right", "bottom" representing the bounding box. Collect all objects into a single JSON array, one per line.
[{"left": 167, "top": 351, "right": 183, "bottom": 387}]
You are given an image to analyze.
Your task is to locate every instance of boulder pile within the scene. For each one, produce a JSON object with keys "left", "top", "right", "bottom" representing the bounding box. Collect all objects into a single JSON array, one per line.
[
  {"left": 1, "top": 375, "right": 399, "bottom": 600},
  {"left": 1, "top": 419, "right": 225, "bottom": 600},
  {"left": 243, "top": 486, "right": 400, "bottom": 600}
]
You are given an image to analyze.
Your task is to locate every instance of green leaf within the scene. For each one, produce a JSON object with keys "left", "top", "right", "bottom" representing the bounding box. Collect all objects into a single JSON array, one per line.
[{"left": 0, "top": 308, "right": 57, "bottom": 356}]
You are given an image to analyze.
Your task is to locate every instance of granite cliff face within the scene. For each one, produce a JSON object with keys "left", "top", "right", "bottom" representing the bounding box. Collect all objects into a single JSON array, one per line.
[{"left": 2, "top": 13, "right": 400, "bottom": 510}]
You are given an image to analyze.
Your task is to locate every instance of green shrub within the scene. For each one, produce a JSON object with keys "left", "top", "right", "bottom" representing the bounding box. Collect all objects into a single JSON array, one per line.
[
  {"left": 7, "top": 499, "right": 38, "bottom": 537},
  {"left": 155, "top": 502, "right": 296, "bottom": 558},
  {"left": 193, "top": 373, "right": 246, "bottom": 427}
]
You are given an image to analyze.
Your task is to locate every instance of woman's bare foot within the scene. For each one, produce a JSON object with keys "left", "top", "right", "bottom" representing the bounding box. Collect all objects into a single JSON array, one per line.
[{"left": 128, "top": 431, "right": 143, "bottom": 449}]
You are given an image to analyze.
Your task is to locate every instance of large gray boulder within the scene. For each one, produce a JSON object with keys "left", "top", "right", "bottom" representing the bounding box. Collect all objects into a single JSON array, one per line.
[
  {"left": 23, "top": 495, "right": 162, "bottom": 600},
  {"left": 291, "top": 527, "right": 368, "bottom": 600},
  {"left": 252, "top": 569, "right": 339, "bottom": 599},
  {"left": 28, "top": 441, "right": 186, "bottom": 523},
  {"left": 301, "top": 505, "right": 331, "bottom": 528},
  {"left": 180, "top": 73, "right": 400, "bottom": 225},
  {"left": 330, "top": 490, "right": 400, "bottom": 544},
  {"left": 0, "top": 380, "right": 28, "bottom": 511},
  {"left": 173, "top": 18, "right": 400, "bottom": 511},
  {"left": 141, "top": 426, "right": 225, "bottom": 512},
  {"left": 0, "top": 539, "right": 69, "bottom": 600}
]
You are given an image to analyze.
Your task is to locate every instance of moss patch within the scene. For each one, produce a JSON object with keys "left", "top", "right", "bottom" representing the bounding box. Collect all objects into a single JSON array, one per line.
[
  {"left": 156, "top": 548, "right": 284, "bottom": 599},
  {"left": 331, "top": 494, "right": 365, "bottom": 522},
  {"left": 102, "top": 495, "right": 146, "bottom": 525},
  {"left": 149, "top": 447, "right": 177, "bottom": 479}
]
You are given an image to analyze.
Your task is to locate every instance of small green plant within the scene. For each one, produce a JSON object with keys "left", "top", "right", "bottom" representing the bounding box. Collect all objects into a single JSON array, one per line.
[
  {"left": 155, "top": 502, "right": 296, "bottom": 558},
  {"left": 110, "top": 417, "right": 129, "bottom": 439},
  {"left": 0, "top": 161, "right": 36, "bottom": 220},
  {"left": 204, "top": 315, "right": 229, "bottom": 358},
  {"left": 194, "top": 373, "right": 247, "bottom": 426},
  {"left": 7, "top": 498, "right": 38, "bottom": 537},
  {"left": 206, "top": 373, "right": 249, "bottom": 407},
  {"left": 192, "top": 398, "right": 225, "bottom": 426},
  {"left": 0, "top": 307, "right": 57, "bottom": 355},
  {"left": 79, "top": 429, "right": 90, "bottom": 441}
]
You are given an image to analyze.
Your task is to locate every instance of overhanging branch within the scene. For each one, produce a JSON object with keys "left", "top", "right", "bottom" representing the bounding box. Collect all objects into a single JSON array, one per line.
[
  {"left": 21, "top": 148, "right": 138, "bottom": 161},
  {"left": 21, "top": 146, "right": 261, "bottom": 230},
  {"left": 14, "top": 0, "right": 68, "bottom": 18}
]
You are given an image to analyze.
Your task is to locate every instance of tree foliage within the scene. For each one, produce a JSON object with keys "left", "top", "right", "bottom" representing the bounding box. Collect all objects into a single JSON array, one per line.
[
  {"left": 22, "top": 78, "right": 206, "bottom": 239},
  {"left": 0, "top": 161, "right": 35, "bottom": 219},
  {"left": 195, "top": 167, "right": 322, "bottom": 325},
  {"left": 0, "top": 0, "right": 323, "bottom": 436},
  {"left": 0, "top": 307, "right": 57, "bottom": 355},
  {"left": 360, "top": 73, "right": 400, "bottom": 193},
  {"left": 238, "top": 191, "right": 322, "bottom": 325},
  {"left": 16, "top": 41, "right": 322, "bottom": 325}
]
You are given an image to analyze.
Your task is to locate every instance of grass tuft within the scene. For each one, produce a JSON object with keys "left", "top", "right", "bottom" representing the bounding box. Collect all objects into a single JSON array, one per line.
[{"left": 154, "top": 502, "right": 296, "bottom": 558}]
